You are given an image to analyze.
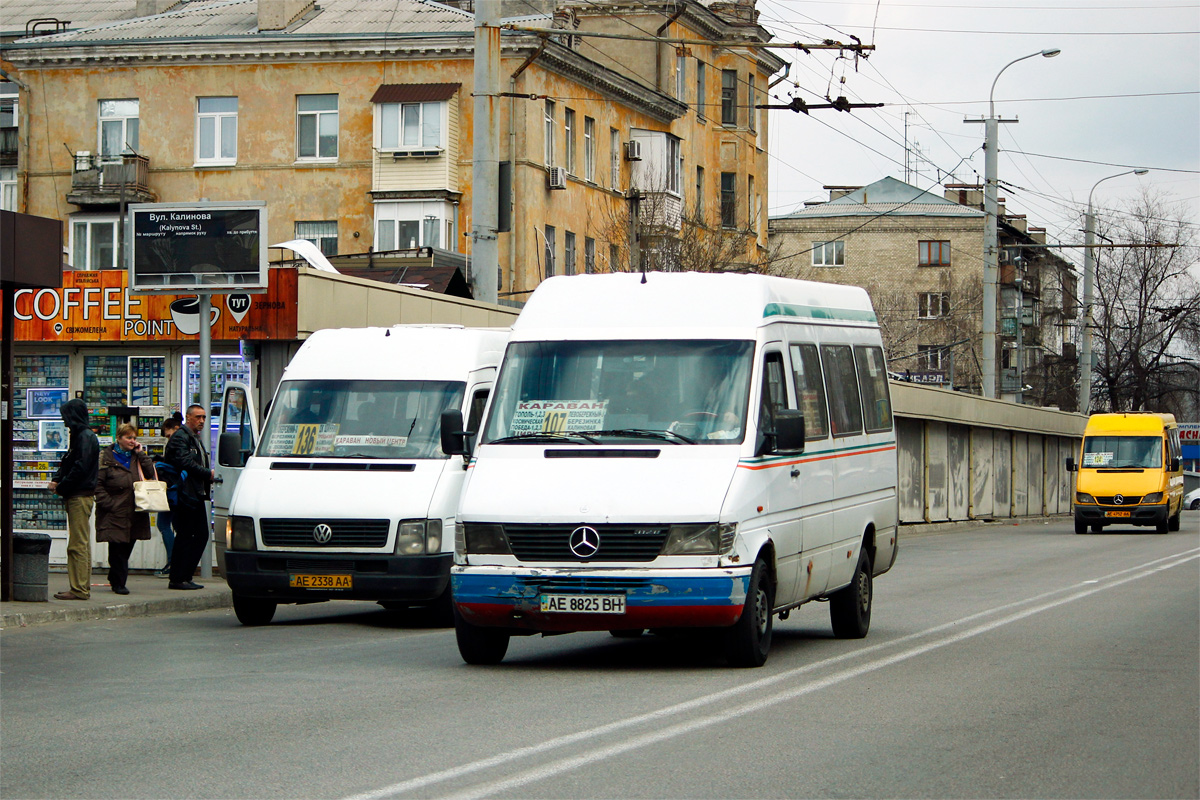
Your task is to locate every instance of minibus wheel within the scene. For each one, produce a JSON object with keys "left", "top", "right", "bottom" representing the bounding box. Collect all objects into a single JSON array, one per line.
[
  {"left": 1167, "top": 511, "right": 1180, "bottom": 532},
  {"left": 830, "top": 549, "right": 872, "bottom": 639},
  {"left": 232, "top": 595, "right": 277, "bottom": 626},
  {"left": 723, "top": 556, "right": 773, "bottom": 668},
  {"left": 1074, "top": 518, "right": 1088, "bottom": 535},
  {"left": 454, "top": 606, "right": 510, "bottom": 665}
]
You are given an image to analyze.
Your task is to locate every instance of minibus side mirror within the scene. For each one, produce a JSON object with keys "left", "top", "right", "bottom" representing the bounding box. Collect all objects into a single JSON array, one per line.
[
  {"left": 1064, "top": 457, "right": 1076, "bottom": 472},
  {"left": 773, "top": 410, "right": 806, "bottom": 454},
  {"left": 218, "top": 431, "right": 245, "bottom": 467},
  {"left": 440, "top": 409, "right": 472, "bottom": 457},
  {"left": 1169, "top": 457, "right": 1180, "bottom": 471}
]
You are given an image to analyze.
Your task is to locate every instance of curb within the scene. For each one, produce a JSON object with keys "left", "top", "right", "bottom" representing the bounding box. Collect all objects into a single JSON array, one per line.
[{"left": 1, "top": 590, "right": 232, "bottom": 629}]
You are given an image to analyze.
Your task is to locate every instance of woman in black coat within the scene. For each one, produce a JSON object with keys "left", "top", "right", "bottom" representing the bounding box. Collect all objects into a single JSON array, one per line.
[{"left": 94, "top": 423, "right": 157, "bottom": 595}]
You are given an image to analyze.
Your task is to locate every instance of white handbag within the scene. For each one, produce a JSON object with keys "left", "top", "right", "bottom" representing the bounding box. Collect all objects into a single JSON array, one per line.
[{"left": 133, "top": 459, "right": 171, "bottom": 513}]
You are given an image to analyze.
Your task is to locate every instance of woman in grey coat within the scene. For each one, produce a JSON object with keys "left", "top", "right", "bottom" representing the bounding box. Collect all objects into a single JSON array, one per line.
[{"left": 94, "top": 423, "right": 157, "bottom": 595}]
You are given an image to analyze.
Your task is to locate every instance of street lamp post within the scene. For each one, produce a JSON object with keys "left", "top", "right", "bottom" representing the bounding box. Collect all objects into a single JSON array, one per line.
[
  {"left": 975, "top": 48, "right": 1060, "bottom": 399},
  {"left": 1078, "top": 168, "right": 1149, "bottom": 413}
]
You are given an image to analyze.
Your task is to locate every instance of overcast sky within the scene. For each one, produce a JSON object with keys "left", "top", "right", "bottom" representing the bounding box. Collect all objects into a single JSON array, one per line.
[{"left": 760, "top": 0, "right": 1200, "bottom": 267}]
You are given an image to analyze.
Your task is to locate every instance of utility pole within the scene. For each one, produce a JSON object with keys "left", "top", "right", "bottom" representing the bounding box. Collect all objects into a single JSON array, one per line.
[{"left": 471, "top": 0, "right": 500, "bottom": 304}]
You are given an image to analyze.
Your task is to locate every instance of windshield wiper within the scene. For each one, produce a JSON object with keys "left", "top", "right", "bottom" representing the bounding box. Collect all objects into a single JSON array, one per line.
[
  {"left": 574, "top": 429, "right": 696, "bottom": 445},
  {"left": 489, "top": 431, "right": 599, "bottom": 445}
]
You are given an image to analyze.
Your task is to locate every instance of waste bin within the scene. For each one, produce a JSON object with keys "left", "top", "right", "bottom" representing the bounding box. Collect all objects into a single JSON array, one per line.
[{"left": 12, "top": 531, "right": 52, "bottom": 602}]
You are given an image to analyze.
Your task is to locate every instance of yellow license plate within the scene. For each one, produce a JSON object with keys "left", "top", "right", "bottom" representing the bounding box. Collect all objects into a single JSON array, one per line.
[
  {"left": 289, "top": 574, "right": 352, "bottom": 589},
  {"left": 1105, "top": 511, "right": 1131, "bottom": 518}
]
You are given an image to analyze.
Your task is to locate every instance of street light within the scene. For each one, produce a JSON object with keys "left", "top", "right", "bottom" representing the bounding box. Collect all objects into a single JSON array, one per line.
[
  {"left": 978, "top": 47, "right": 1060, "bottom": 399},
  {"left": 1078, "top": 168, "right": 1149, "bottom": 413}
]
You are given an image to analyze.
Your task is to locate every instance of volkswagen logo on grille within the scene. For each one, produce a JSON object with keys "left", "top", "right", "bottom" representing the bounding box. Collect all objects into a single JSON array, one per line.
[
  {"left": 312, "top": 523, "right": 333, "bottom": 544},
  {"left": 569, "top": 526, "right": 600, "bottom": 559},
  {"left": 1114, "top": 494, "right": 1125, "bottom": 505}
]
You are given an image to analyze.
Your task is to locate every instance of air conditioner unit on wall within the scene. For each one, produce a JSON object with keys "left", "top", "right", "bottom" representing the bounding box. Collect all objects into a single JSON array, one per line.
[
  {"left": 625, "top": 140, "right": 642, "bottom": 161},
  {"left": 548, "top": 166, "right": 567, "bottom": 190}
]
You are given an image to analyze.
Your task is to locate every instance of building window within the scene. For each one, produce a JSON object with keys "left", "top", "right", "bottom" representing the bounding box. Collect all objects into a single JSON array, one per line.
[
  {"left": 918, "top": 292, "right": 950, "bottom": 319},
  {"left": 918, "top": 344, "right": 945, "bottom": 371},
  {"left": 610, "top": 127, "right": 620, "bottom": 189},
  {"left": 374, "top": 201, "right": 455, "bottom": 251},
  {"left": 564, "top": 231, "right": 576, "bottom": 276},
  {"left": 748, "top": 175, "right": 757, "bottom": 233},
  {"left": 812, "top": 241, "right": 845, "bottom": 267},
  {"left": 676, "top": 53, "right": 687, "bottom": 101},
  {"left": 609, "top": 242, "right": 620, "bottom": 272},
  {"left": 696, "top": 62, "right": 706, "bottom": 122},
  {"left": 919, "top": 240, "right": 951, "bottom": 266},
  {"left": 747, "top": 75, "right": 757, "bottom": 134},
  {"left": 695, "top": 166, "right": 704, "bottom": 220},
  {"left": 196, "top": 96, "right": 237, "bottom": 164},
  {"left": 296, "top": 220, "right": 338, "bottom": 256},
  {"left": 544, "top": 225, "right": 556, "bottom": 278},
  {"left": 70, "top": 216, "right": 119, "bottom": 269},
  {"left": 0, "top": 167, "right": 15, "bottom": 212},
  {"left": 380, "top": 101, "right": 442, "bottom": 151},
  {"left": 99, "top": 99, "right": 139, "bottom": 160},
  {"left": 721, "top": 70, "right": 737, "bottom": 126},
  {"left": 585, "top": 236, "right": 596, "bottom": 274},
  {"left": 583, "top": 117, "right": 595, "bottom": 182},
  {"left": 564, "top": 108, "right": 576, "bottom": 175},
  {"left": 720, "top": 172, "right": 737, "bottom": 228},
  {"left": 544, "top": 100, "right": 556, "bottom": 167},
  {"left": 666, "top": 135, "right": 681, "bottom": 196},
  {"left": 297, "top": 94, "right": 338, "bottom": 160}
]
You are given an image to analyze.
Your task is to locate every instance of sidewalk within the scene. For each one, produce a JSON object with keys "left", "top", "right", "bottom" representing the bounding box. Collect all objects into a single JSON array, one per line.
[{"left": 1, "top": 571, "right": 232, "bottom": 629}]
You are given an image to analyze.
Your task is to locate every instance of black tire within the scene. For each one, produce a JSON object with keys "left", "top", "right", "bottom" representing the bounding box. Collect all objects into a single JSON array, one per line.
[
  {"left": 1091, "top": 524, "right": 1104, "bottom": 534},
  {"left": 610, "top": 629, "right": 645, "bottom": 639},
  {"left": 232, "top": 595, "right": 277, "bottom": 626},
  {"left": 1167, "top": 511, "right": 1180, "bottom": 532},
  {"left": 723, "top": 556, "right": 774, "bottom": 668},
  {"left": 454, "top": 605, "right": 510, "bottom": 665},
  {"left": 1074, "top": 517, "right": 1088, "bottom": 535},
  {"left": 426, "top": 583, "right": 455, "bottom": 627},
  {"left": 830, "top": 547, "right": 872, "bottom": 639},
  {"left": 1155, "top": 519, "right": 1168, "bottom": 534}
]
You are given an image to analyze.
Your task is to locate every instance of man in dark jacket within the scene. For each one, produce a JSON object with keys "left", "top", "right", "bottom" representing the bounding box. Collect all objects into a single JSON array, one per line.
[
  {"left": 48, "top": 398, "right": 99, "bottom": 600},
  {"left": 164, "top": 404, "right": 214, "bottom": 590}
]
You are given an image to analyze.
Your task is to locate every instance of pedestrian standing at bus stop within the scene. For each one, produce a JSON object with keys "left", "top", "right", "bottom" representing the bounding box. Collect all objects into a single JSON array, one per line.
[
  {"left": 165, "top": 404, "right": 214, "bottom": 590},
  {"left": 47, "top": 398, "right": 99, "bottom": 601},
  {"left": 94, "top": 423, "right": 157, "bottom": 595}
]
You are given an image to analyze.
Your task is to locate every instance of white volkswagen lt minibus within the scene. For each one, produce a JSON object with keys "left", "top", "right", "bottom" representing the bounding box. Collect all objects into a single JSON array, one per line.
[{"left": 442, "top": 272, "right": 898, "bottom": 667}]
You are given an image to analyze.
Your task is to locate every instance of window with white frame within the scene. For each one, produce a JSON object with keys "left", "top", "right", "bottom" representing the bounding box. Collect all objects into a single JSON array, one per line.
[
  {"left": 748, "top": 75, "right": 757, "bottom": 134},
  {"left": 583, "top": 117, "right": 595, "bottom": 182},
  {"left": 374, "top": 201, "right": 455, "bottom": 251},
  {"left": 564, "top": 231, "right": 576, "bottom": 276},
  {"left": 0, "top": 92, "right": 16, "bottom": 129},
  {"left": 296, "top": 220, "right": 338, "bottom": 256},
  {"left": 99, "top": 99, "right": 139, "bottom": 160},
  {"left": 71, "top": 216, "right": 119, "bottom": 269},
  {"left": 918, "top": 292, "right": 950, "bottom": 319},
  {"left": 584, "top": 236, "right": 596, "bottom": 274},
  {"left": 297, "top": 94, "right": 338, "bottom": 160},
  {"left": 812, "top": 241, "right": 844, "bottom": 266},
  {"left": 544, "top": 225, "right": 556, "bottom": 278},
  {"left": 721, "top": 70, "right": 737, "bottom": 126},
  {"left": 379, "top": 101, "right": 443, "bottom": 151},
  {"left": 676, "top": 53, "right": 687, "bottom": 101},
  {"left": 564, "top": 108, "right": 576, "bottom": 175},
  {"left": 918, "top": 344, "right": 945, "bottom": 371},
  {"left": 196, "top": 96, "right": 237, "bottom": 164},
  {"left": 0, "top": 167, "right": 15, "bottom": 212},
  {"left": 544, "top": 100, "right": 556, "bottom": 167},
  {"left": 666, "top": 135, "right": 681, "bottom": 195},
  {"left": 610, "top": 127, "right": 620, "bottom": 189}
]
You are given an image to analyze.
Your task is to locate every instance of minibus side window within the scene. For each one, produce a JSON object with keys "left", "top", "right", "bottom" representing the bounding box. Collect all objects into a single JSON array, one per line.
[
  {"left": 790, "top": 343, "right": 828, "bottom": 440},
  {"left": 854, "top": 345, "right": 893, "bottom": 433},
  {"left": 466, "top": 389, "right": 489, "bottom": 433},
  {"left": 756, "top": 352, "right": 787, "bottom": 454},
  {"left": 821, "top": 344, "right": 863, "bottom": 438}
]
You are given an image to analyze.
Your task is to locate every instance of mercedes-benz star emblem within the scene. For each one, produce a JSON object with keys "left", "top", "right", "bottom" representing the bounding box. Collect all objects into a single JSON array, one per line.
[
  {"left": 313, "top": 523, "right": 333, "bottom": 544},
  {"left": 1114, "top": 494, "right": 1125, "bottom": 505},
  {"left": 569, "top": 526, "right": 600, "bottom": 559}
]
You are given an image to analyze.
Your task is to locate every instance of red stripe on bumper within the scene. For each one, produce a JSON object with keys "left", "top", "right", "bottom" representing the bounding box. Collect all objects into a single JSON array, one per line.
[{"left": 457, "top": 602, "right": 743, "bottom": 631}]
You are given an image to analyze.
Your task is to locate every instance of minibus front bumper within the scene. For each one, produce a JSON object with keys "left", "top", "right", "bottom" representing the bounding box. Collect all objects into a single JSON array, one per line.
[
  {"left": 452, "top": 566, "right": 752, "bottom": 631},
  {"left": 1074, "top": 503, "right": 1169, "bottom": 527},
  {"left": 225, "top": 551, "right": 452, "bottom": 602}
]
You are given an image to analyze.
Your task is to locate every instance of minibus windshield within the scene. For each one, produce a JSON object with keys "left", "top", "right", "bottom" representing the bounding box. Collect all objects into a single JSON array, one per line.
[
  {"left": 259, "top": 379, "right": 465, "bottom": 459},
  {"left": 1081, "top": 436, "right": 1162, "bottom": 469},
  {"left": 482, "top": 340, "right": 754, "bottom": 445}
]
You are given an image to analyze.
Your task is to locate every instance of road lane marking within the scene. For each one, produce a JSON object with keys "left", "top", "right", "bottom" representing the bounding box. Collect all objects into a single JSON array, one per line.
[{"left": 342, "top": 547, "right": 1200, "bottom": 800}]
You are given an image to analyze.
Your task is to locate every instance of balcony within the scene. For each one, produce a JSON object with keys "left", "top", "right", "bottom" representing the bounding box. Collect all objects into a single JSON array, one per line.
[{"left": 67, "top": 152, "right": 156, "bottom": 206}]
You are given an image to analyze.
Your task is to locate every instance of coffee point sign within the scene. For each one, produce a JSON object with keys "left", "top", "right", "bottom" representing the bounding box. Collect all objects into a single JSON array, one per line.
[{"left": 10, "top": 268, "right": 297, "bottom": 342}]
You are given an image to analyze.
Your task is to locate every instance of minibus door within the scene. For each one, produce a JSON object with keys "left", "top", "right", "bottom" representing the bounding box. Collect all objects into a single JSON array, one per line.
[{"left": 213, "top": 382, "right": 259, "bottom": 566}]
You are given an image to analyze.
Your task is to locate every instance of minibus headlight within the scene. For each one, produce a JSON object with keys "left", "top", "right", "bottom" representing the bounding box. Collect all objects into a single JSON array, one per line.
[
  {"left": 455, "top": 522, "right": 466, "bottom": 556},
  {"left": 425, "top": 519, "right": 443, "bottom": 554},
  {"left": 662, "top": 523, "right": 736, "bottom": 556},
  {"left": 395, "top": 520, "right": 429, "bottom": 556},
  {"left": 228, "top": 516, "right": 256, "bottom": 551},
  {"left": 462, "top": 523, "right": 511, "bottom": 554},
  {"left": 1076, "top": 492, "right": 1095, "bottom": 504},
  {"left": 1142, "top": 492, "right": 1163, "bottom": 504}
]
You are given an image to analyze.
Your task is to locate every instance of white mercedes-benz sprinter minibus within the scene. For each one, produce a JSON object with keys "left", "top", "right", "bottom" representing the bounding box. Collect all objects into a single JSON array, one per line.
[
  {"left": 443, "top": 272, "right": 898, "bottom": 667},
  {"left": 222, "top": 325, "right": 508, "bottom": 625}
]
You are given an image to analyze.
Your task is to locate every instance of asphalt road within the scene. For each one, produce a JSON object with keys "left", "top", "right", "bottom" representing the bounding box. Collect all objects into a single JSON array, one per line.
[{"left": 2, "top": 515, "right": 1197, "bottom": 800}]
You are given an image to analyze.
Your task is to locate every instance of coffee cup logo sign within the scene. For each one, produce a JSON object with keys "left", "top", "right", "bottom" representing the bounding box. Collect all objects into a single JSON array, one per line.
[{"left": 169, "top": 297, "right": 221, "bottom": 335}]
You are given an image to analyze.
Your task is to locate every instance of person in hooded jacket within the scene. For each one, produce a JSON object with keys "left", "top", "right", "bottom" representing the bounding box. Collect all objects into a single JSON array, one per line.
[
  {"left": 48, "top": 398, "right": 100, "bottom": 600},
  {"left": 95, "top": 423, "right": 158, "bottom": 595},
  {"left": 164, "top": 404, "right": 214, "bottom": 590}
]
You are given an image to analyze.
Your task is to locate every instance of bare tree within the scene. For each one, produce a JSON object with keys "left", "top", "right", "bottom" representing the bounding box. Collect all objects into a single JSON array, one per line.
[{"left": 1090, "top": 189, "right": 1200, "bottom": 416}]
